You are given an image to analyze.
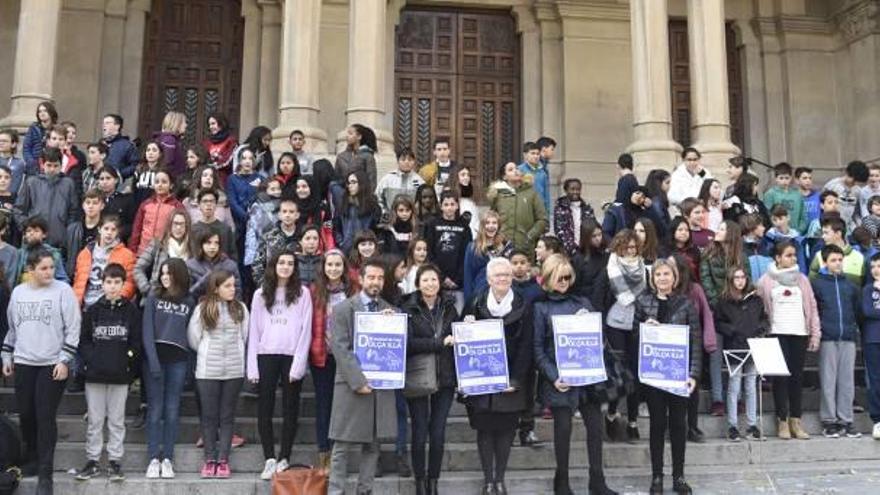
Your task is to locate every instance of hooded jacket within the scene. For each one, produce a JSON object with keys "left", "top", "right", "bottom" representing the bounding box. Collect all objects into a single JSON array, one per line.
[
  {"left": 487, "top": 178, "right": 548, "bottom": 253},
  {"left": 14, "top": 173, "right": 80, "bottom": 248},
  {"left": 227, "top": 172, "right": 263, "bottom": 225},
  {"left": 808, "top": 244, "right": 865, "bottom": 288},
  {"left": 243, "top": 193, "right": 278, "bottom": 265},
  {"left": 73, "top": 241, "right": 137, "bottom": 305},
  {"left": 553, "top": 196, "right": 596, "bottom": 256},
  {"left": 633, "top": 291, "right": 703, "bottom": 379},
  {"left": 79, "top": 296, "right": 141, "bottom": 384},
  {"left": 186, "top": 254, "right": 241, "bottom": 300},
  {"left": 811, "top": 270, "right": 860, "bottom": 342},
  {"left": 668, "top": 163, "right": 712, "bottom": 206},
  {"left": 518, "top": 161, "right": 550, "bottom": 216},
  {"left": 103, "top": 133, "right": 139, "bottom": 179},
  {"left": 755, "top": 263, "right": 821, "bottom": 346},
  {"left": 188, "top": 302, "right": 249, "bottom": 380},
  {"left": 252, "top": 223, "right": 300, "bottom": 287},
  {"left": 861, "top": 284, "right": 880, "bottom": 344},
  {"left": 22, "top": 122, "right": 47, "bottom": 167},
  {"left": 152, "top": 131, "right": 186, "bottom": 178},
  {"left": 129, "top": 193, "right": 184, "bottom": 256},
  {"left": 714, "top": 291, "right": 768, "bottom": 350},
  {"left": 375, "top": 168, "right": 425, "bottom": 216},
  {"left": 335, "top": 145, "right": 377, "bottom": 192}
]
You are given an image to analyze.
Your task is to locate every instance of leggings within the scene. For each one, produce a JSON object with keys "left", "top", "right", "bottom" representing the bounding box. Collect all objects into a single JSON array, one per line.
[
  {"left": 773, "top": 335, "right": 808, "bottom": 420},
  {"left": 257, "top": 354, "right": 303, "bottom": 460},
  {"left": 476, "top": 428, "right": 516, "bottom": 483},
  {"left": 197, "top": 378, "right": 243, "bottom": 462},
  {"left": 551, "top": 401, "right": 604, "bottom": 476},
  {"left": 645, "top": 386, "right": 688, "bottom": 478}
]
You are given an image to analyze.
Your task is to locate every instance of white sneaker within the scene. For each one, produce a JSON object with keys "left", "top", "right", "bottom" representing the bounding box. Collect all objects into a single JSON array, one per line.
[
  {"left": 145, "top": 458, "right": 161, "bottom": 479},
  {"left": 261, "top": 458, "right": 277, "bottom": 480},
  {"left": 160, "top": 458, "right": 175, "bottom": 479},
  {"left": 873, "top": 422, "right": 880, "bottom": 440},
  {"left": 276, "top": 458, "right": 289, "bottom": 473}
]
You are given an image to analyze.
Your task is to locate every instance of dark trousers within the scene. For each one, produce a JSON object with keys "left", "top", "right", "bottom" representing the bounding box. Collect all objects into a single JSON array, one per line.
[
  {"left": 645, "top": 386, "right": 688, "bottom": 478},
  {"left": 551, "top": 401, "right": 604, "bottom": 476},
  {"left": 257, "top": 354, "right": 303, "bottom": 460},
  {"left": 476, "top": 428, "right": 516, "bottom": 483},
  {"left": 773, "top": 335, "right": 808, "bottom": 420},
  {"left": 864, "top": 342, "right": 880, "bottom": 423},
  {"left": 607, "top": 327, "right": 640, "bottom": 420},
  {"left": 310, "top": 355, "right": 337, "bottom": 453},
  {"left": 518, "top": 369, "right": 537, "bottom": 432},
  {"left": 407, "top": 386, "right": 455, "bottom": 480},
  {"left": 15, "top": 364, "right": 66, "bottom": 479},
  {"left": 197, "top": 378, "right": 243, "bottom": 462},
  {"left": 687, "top": 380, "right": 700, "bottom": 431}
]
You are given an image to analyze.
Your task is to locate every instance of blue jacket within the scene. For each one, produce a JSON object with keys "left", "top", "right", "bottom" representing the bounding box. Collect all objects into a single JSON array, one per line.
[
  {"left": 861, "top": 284, "right": 880, "bottom": 344},
  {"left": 463, "top": 241, "right": 513, "bottom": 303},
  {"left": 811, "top": 270, "right": 860, "bottom": 342},
  {"left": 22, "top": 122, "right": 46, "bottom": 167},
  {"left": 104, "top": 134, "right": 139, "bottom": 179},
  {"left": 518, "top": 162, "right": 550, "bottom": 217},
  {"left": 0, "top": 155, "right": 28, "bottom": 195},
  {"left": 513, "top": 277, "right": 543, "bottom": 305},
  {"left": 226, "top": 173, "right": 263, "bottom": 225},
  {"left": 763, "top": 229, "right": 808, "bottom": 274},
  {"left": 332, "top": 204, "right": 380, "bottom": 255}
]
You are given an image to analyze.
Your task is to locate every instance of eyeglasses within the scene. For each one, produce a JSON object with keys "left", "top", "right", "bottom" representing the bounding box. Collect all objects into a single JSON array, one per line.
[
  {"left": 559, "top": 274, "right": 572, "bottom": 282},
  {"left": 347, "top": 179, "right": 359, "bottom": 185}
]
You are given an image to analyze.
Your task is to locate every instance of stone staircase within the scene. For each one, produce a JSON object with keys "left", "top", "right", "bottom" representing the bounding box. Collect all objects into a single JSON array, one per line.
[{"left": 3, "top": 379, "right": 880, "bottom": 494}]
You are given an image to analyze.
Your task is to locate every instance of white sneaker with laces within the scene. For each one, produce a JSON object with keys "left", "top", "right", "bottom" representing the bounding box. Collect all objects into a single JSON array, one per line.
[
  {"left": 261, "top": 458, "right": 277, "bottom": 480},
  {"left": 276, "top": 458, "right": 289, "bottom": 473},
  {"left": 160, "top": 458, "right": 175, "bottom": 479},
  {"left": 873, "top": 422, "right": 880, "bottom": 440},
  {"left": 145, "top": 458, "right": 161, "bottom": 479}
]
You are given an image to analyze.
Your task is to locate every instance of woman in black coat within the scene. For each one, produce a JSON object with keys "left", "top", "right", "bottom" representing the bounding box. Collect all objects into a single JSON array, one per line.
[
  {"left": 533, "top": 254, "right": 617, "bottom": 495},
  {"left": 401, "top": 263, "right": 459, "bottom": 495},
  {"left": 462, "top": 257, "right": 532, "bottom": 495},
  {"left": 633, "top": 258, "right": 702, "bottom": 495}
]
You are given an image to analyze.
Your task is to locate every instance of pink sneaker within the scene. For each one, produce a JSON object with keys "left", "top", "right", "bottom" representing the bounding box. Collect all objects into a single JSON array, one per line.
[
  {"left": 215, "top": 460, "right": 231, "bottom": 479},
  {"left": 231, "top": 434, "right": 246, "bottom": 448},
  {"left": 200, "top": 461, "right": 216, "bottom": 478}
]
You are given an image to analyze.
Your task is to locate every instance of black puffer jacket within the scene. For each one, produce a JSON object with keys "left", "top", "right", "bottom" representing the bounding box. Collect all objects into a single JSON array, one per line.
[
  {"left": 401, "top": 292, "right": 459, "bottom": 388},
  {"left": 633, "top": 291, "right": 703, "bottom": 380},
  {"left": 714, "top": 292, "right": 768, "bottom": 350},
  {"left": 573, "top": 251, "right": 611, "bottom": 312},
  {"left": 461, "top": 288, "right": 533, "bottom": 414}
]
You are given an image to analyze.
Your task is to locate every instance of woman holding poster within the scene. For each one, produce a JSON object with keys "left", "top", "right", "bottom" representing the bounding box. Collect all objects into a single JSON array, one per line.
[
  {"left": 462, "top": 257, "right": 533, "bottom": 495},
  {"left": 401, "top": 264, "right": 459, "bottom": 495},
  {"left": 533, "top": 254, "right": 617, "bottom": 495},
  {"left": 633, "top": 258, "right": 702, "bottom": 495}
]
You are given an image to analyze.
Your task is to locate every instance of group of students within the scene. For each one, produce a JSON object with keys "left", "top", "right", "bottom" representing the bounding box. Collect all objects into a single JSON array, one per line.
[{"left": 1, "top": 98, "right": 879, "bottom": 495}]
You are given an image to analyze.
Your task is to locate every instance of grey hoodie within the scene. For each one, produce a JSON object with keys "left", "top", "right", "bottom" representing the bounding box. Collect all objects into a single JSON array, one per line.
[{"left": 1, "top": 280, "right": 81, "bottom": 367}]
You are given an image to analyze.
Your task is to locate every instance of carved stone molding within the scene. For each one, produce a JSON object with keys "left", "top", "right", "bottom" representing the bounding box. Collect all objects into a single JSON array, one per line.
[{"left": 834, "top": 0, "right": 880, "bottom": 43}]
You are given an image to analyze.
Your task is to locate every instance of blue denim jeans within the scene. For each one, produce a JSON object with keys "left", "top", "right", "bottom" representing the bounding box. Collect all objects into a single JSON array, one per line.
[
  {"left": 310, "top": 355, "right": 337, "bottom": 453},
  {"left": 726, "top": 362, "right": 757, "bottom": 427},
  {"left": 145, "top": 360, "right": 188, "bottom": 460},
  {"left": 709, "top": 334, "right": 725, "bottom": 403}
]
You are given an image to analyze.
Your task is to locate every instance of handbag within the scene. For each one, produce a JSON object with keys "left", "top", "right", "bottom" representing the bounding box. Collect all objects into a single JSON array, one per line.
[
  {"left": 585, "top": 345, "right": 635, "bottom": 404},
  {"left": 271, "top": 464, "right": 328, "bottom": 495},
  {"left": 403, "top": 352, "right": 438, "bottom": 398}
]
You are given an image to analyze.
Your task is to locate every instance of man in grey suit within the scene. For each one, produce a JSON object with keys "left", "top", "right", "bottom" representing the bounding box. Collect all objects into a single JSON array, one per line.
[{"left": 328, "top": 258, "right": 400, "bottom": 495}]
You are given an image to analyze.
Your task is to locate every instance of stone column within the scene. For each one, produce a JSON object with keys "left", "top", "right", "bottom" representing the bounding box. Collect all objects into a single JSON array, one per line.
[
  {"left": 118, "top": 0, "right": 150, "bottom": 135},
  {"left": 627, "top": 0, "right": 681, "bottom": 171},
  {"left": 0, "top": 0, "right": 62, "bottom": 130},
  {"left": 343, "top": 0, "right": 394, "bottom": 160},
  {"left": 537, "top": 5, "right": 565, "bottom": 190},
  {"left": 687, "top": 0, "right": 740, "bottom": 171},
  {"left": 239, "top": 0, "right": 262, "bottom": 135},
  {"left": 274, "top": 0, "right": 328, "bottom": 153},
  {"left": 258, "top": 0, "right": 281, "bottom": 129}
]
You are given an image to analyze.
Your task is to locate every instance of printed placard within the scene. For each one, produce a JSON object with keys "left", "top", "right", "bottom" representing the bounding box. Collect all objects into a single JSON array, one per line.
[
  {"left": 638, "top": 323, "right": 690, "bottom": 397},
  {"left": 354, "top": 312, "right": 407, "bottom": 389},
  {"left": 452, "top": 319, "right": 510, "bottom": 396},
  {"left": 552, "top": 313, "right": 607, "bottom": 386}
]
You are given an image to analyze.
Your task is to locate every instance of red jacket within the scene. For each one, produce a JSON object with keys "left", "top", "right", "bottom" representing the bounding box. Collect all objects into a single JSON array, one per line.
[
  {"left": 309, "top": 280, "right": 360, "bottom": 368},
  {"left": 129, "top": 194, "right": 183, "bottom": 256}
]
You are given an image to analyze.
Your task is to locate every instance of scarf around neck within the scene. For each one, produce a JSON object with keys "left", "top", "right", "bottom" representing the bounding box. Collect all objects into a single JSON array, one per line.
[
  {"left": 767, "top": 263, "right": 801, "bottom": 287},
  {"left": 487, "top": 288, "right": 514, "bottom": 317},
  {"left": 607, "top": 253, "right": 646, "bottom": 306}
]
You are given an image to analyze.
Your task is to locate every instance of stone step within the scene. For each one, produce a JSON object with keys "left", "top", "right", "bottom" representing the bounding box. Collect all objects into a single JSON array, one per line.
[
  {"left": 15, "top": 459, "right": 880, "bottom": 494},
  {"left": 1, "top": 386, "right": 861, "bottom": 418},
  {"left": 31, "top": 409, "right": 878, "bottom": 446},
  {"left": 44, "top": 435, "right": 880, "bottom": 475}
]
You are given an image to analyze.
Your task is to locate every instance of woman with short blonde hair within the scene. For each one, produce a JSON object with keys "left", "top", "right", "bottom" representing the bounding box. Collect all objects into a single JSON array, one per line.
[{"left": 154, "top": 111, "right": 188, "bottom": 177}]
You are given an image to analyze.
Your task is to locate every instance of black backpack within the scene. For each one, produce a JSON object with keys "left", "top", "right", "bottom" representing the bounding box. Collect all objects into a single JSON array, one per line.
[{"left": 0, "top": 411, "right": 20, "bottom": 495}]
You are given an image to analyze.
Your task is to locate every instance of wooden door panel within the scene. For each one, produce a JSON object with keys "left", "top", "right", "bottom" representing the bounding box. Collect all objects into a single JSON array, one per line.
[
  {"left": 139, "top": 0, "right": 243, "bottom": 146},
  {"left": 395, "top": 8, "right": 520, "bottom": 200}
]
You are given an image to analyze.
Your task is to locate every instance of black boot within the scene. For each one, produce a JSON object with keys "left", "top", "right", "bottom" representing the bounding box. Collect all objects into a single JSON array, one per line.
[
  {"left": 415, "top": 477, "right": 427, "bottom": 495},
  {"left": 553, "top": 470, "right": 574, "bottom": 495},
  {"left": 588, "top": 469, "right": 618, "bottom": 495},
  {"left": 673, "top": 476, "right": 693, "bottom": 494},
  {"left": 649, "top": 475, "right": 664, "bottom": 495},
  {"left": 426, "top": 478, "right": 438, "bottom": 495},
  {"left": 494, "top": 480, "right": 508, "bottom": 495},
  {"left": 480, "top": 482, "right": 496, "bottom": 495}
]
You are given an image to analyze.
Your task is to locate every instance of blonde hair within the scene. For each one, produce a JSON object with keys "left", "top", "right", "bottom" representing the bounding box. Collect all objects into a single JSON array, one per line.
[
  {"left": 161, "top": 111, "right": 187, "bottom": 135},
  {"left": 474, "top": 210, "right": 508, "bottom": 254},
  {"left": 650, "top": 257, "right": 680, "bottom": 292},
  {"left": 540, "top": 254, "right": 575, "bottom": 292}
]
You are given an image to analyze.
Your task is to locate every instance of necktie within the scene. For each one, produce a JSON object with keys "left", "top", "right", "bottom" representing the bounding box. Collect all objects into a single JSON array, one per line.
[{"left": 367, "top": 300, "right": 378, "bottom": 312}]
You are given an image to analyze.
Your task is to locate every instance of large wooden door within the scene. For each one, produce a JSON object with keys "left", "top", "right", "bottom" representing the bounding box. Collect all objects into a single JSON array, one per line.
[
  {"left": 668, "top": 20, "right": 744, "bottom": 151},
  {"left": 394, "top": 9, "right": 520, "bottom": 197},
  {"left": 138, "top": 0, "right": 244, "bottom": 146}
]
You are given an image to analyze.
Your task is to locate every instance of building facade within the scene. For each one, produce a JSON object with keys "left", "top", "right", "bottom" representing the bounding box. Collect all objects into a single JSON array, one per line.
[{"left": 1, "top": 0, "right": 878, "bottom": 201}]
